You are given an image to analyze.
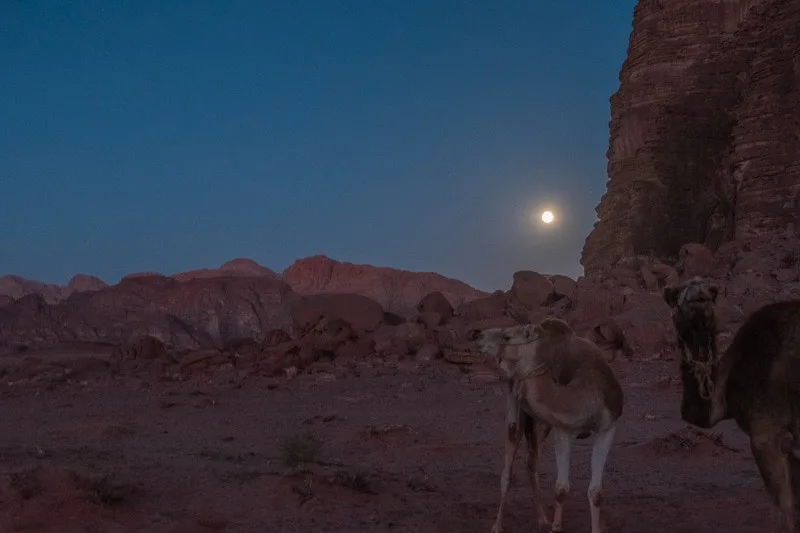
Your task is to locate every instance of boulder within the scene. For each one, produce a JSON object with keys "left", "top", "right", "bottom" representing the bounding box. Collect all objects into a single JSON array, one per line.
[
  {"left": 611, "top": 292, "right": 675, "bottom": 357},
  {"left": 290, "top": 293, "right": 384, "bottom": 335},
  {"left": 677, "top": 243, "right": 718, "bottom": 279},
  {"left": 455, "top": 292, "right": 508, "bottom": 322},
  {"left": 550, "top": 275, "right": 577, "bottom": 300},
  {"left": 509, "top": 271, "right": 553, "bottom": 308},
  {"left": 416, "top": 291, "right": 454, "bottom": 324},
  {"left": 372, "top": 323, "right": 427, "bottom": 358},
  {"left": 263, "top": 328, "right": 292, "bottom": 346},
  {"left": 566, "top": 279, "right": 625, "bottom": 331},
  {"left": 111, "top": 335, "right": 169, "bottom": 362},
  {"left": 416, "top": 343, "right": 442, "bottom": 362}
]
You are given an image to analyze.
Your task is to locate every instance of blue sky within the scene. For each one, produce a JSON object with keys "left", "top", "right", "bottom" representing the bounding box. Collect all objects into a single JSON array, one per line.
[{"left": 0, "top": 1, "right": 637, "bottom": 291}]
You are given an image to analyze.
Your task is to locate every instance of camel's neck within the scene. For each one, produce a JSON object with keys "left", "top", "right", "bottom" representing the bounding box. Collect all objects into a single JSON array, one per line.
[
  {"left": 678, "top": 320, "right": 730, "bottom": 426},
  {"left": 678, "top": 325, "right": 717, "bottom": 361}
]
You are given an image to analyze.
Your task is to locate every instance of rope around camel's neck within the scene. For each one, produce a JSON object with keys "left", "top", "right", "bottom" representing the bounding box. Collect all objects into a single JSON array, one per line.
[{"left": 678, "top": 326, "right": 719, "bottom": 401}]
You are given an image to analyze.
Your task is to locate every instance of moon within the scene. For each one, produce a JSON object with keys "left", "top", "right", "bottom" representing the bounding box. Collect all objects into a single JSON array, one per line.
[{"left": 541, "top": 210, "right": 554, "bottom": 224}]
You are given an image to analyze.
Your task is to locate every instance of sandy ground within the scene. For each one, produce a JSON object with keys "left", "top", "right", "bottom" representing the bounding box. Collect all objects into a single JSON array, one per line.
[{"left": 0, "top": 354, "right": 773, "bottom": 533}]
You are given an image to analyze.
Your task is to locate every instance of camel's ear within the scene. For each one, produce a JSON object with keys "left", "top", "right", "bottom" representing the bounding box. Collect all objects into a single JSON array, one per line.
[
  {"left": 708, "top": 284, "right": 719, "bottom": 303},
  {"left": 663, "top": 285, "right": 680, "bottom": 308}
]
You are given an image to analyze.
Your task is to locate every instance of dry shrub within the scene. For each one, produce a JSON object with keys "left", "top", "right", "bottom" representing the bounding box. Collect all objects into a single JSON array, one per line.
[
  {"left": 70, "top": 471, "right": 135, "bottom": 507},
  {"left": 8, "top": 467, "right": 43, "bottom": 499},
  {"left": 280, "top": 430, "right": 322, "bottom": 468}
]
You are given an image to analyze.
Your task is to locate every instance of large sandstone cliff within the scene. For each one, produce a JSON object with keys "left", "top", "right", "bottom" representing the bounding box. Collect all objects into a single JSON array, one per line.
[{"left": 582, "top": 0, "right": 800, "bottom": 275}]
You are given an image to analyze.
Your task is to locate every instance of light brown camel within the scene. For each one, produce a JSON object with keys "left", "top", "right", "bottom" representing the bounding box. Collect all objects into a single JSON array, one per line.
[
  {"left": 663, "top": 277, "right": 800, "bottom": 532},
  {"left": 472, "top": 318, "right": 624, "bottom": 533}
]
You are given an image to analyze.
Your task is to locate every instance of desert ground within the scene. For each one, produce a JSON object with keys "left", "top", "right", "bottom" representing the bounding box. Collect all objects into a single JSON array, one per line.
[{"left": 0, "top": 347, "right": 771, "bottom": 533}]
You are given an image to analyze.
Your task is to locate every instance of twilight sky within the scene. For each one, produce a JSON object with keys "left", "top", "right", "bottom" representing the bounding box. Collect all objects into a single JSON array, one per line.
[{"left": 1, "top": 1, "right": 637, "bottom": 292}]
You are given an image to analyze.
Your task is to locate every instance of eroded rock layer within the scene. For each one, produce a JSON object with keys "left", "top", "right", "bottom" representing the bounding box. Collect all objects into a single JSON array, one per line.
[{"left": 582, "top": 0, "right": 800, "bottom": 275}]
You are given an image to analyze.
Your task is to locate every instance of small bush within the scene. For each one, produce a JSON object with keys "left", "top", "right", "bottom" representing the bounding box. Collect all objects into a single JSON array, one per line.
[
  {"left": 781, "top": 252, "right": 799, "bottom": 269},
  {"left": 280, "top": 430, "right": 322, "bottom": 468},
  {"left": 335, "top": 470, "right": 374, "bottom": 494},
  {"left": 70, "top": 472, "right": 131, "bottom": 507},
  {"left": 8, "top": 468, "right": 43, "bottom": 499}
]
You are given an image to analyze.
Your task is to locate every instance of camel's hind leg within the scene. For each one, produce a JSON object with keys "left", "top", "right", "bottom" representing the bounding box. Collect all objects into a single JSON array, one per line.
[
  {"left": 523, "top": 415, "right": 551, "bottom": 532},
  {"left": 750, "top": 422, "right": 794, "bottom": 532},
  {"left": 491, "top": 392, "right": 524, "bottom": 533},
  {"left": 587, "top": 425, "right": 616, "bottom": 533}
]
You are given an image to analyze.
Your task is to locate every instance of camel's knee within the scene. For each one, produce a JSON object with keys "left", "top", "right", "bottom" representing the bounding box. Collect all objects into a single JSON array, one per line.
[
  {"left": 752, "top": 432, "right": 781, "bottom": 452},
  {"left": 588, "top": 485, "right": 603, "bottom": 507},
  {"left": 501, "top": 464, "right": 514, "bottom": 483},
  {"left": 555, "top": 482, "right": 570, "bottom": 503},
  {"left": 507, "top": 421, "right": 520, "bottom": 442}
]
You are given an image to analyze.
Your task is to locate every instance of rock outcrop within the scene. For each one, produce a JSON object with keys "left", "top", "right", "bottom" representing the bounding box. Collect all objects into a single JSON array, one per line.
[
  {"left": 65, "top": 274, "right": 108, "bottom": 295},
  {"left": 282, "top": 255, "right": 487, "bottom": 315},
  {"left": 5, "top": 235, "right": 799, "bottom": 379},
  {"left": 0, "top": 275, "right": 64, "bottom": 304},
  {"left": 172, "top": 258, "right": 278, "bottom": 282},
  {"left": 582, "top": 0, "right": 800, "bottom": 276},
  {"left": 0, "top": 274, "right": 107, "bottom": 304},
  {"left": 0, "top": 276, "right": 301, "bottom": 352}
]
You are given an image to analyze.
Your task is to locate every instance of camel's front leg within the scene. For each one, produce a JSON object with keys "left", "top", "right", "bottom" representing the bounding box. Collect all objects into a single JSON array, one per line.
[
  {"left": 551, "top": 428, "right": 573, "bottom": 533},
  {"left": 750, "top": 425, "right": 794, "bottom": 533},
  {"left": 492, "top": 391, "right": 524, "bottom": 533},
  {"left": 525, "top": 417, "right": 551, "bottom": 532},
  {"left": 587, "top": 425, "right": 616, "bottom": 533},
  {"left": 787, "top": 452, "right": 800, "bottom": 531}
]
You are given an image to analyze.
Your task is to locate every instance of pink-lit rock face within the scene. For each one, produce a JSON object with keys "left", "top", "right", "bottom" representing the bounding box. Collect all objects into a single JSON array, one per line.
[
  {"left": 281, "top": 255, "right": 487, "bottom": 315},
  {"left": 0, "top": 275, "right": 300, "bottom": 352},
  {"left": 65, "top": 274, "right": 108, "bottom": 295},
  {"left": 0, "top": 273, "right": 108, "bottom": 304},
  {"left": 0, "top": 275, "right": 65, "bottom": 304},
  {"left": 172, "top": 258, "right": 278, "bottom": 282},
  {"left": 582, "top": 0, "right": 800, "bottom": 275}
]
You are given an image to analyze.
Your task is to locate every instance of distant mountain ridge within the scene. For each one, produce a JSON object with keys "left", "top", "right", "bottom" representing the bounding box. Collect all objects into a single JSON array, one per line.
[{"left": 0, "top": 255, "right": 487, "bottom": 315}]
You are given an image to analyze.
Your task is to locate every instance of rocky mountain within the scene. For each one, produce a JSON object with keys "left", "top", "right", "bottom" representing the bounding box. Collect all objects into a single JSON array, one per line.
[
  {"left": 173, "top": 258, "right": 278, "bottom": 282},
  {"left": 281, "top": 255, "right": 488, "bottom": 315},
  {"left": 0, "top": 256, "right": 485, "bottom": 314},
  {"left": 66, "top": 274, "right": 108, "bottom": 294},
  {"left": 0, "top": 274, "right": 298, "bottom": 352},
  {"left": 0, "top": 274, "right": 107, "bottom": 304},
  {"left": 0, "top": 255, "right": 490, "bottom": 354},
  {"left": 582, "top": 0, "right": 800, "bottom": 276}
]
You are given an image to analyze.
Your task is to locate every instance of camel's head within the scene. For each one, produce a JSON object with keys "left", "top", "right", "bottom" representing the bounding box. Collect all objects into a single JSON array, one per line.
[
  {"left": 498, "top": 324, "right": 540, "bottom": 346},
  {"left": 469, "top": 324, "right": 539, "bottom": 371},
  {"left": 662, "top": 277, "right": 719, "bottom": 349},
  {"left": 662, "top": 277, "right": 720, "bottom": 427},
  {"left": 470, "top": 324, "right": 536, "bottom": 354}
]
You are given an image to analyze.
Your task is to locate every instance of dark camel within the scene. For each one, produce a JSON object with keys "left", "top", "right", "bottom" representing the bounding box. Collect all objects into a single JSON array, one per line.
[{"left": 663, "top": 277, "right": 800, "bottom": 532}]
